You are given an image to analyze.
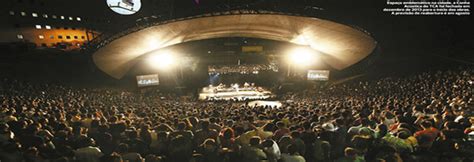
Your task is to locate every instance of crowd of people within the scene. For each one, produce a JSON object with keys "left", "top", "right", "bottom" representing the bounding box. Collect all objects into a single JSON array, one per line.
[{"left": 0, "top": 67, "right": 473, "bottom": 162}]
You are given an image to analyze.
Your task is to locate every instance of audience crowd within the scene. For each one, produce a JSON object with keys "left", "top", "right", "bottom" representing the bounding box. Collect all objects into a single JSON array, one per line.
[{"left": 0, "top": 67, "right": 473, "bottom": 162}]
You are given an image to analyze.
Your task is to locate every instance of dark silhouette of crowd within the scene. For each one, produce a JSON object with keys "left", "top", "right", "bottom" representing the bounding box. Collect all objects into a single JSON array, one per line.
[{"left": 0, "top": 67, "right": 472, "bottom": 162}]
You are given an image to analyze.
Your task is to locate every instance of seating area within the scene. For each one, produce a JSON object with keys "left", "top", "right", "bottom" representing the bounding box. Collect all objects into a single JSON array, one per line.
[{"left": 0, "top": 67, "right": 472, "bottom": 162}]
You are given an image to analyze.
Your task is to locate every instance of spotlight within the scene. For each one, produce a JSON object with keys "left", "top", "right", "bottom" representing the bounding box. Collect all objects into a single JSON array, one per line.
[
  {"left": 288, "top": 47, "right": 316, "bottom": 66},
  {"left": 148, "top": 51, "right": 175, "bottom": 70}
]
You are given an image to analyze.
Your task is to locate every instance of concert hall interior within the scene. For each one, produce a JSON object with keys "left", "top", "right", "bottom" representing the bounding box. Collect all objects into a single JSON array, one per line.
[{"left": 0, "top": 0, "right": 473, "bottom": 162}]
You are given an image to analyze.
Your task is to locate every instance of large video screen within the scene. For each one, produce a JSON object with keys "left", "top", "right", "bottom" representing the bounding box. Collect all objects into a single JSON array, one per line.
[
  {"left": 307, "top": 70, "right": 330, "bottom": 81},
  {"left": 136, "top": 74, "right": 159, "bottom": 87}
]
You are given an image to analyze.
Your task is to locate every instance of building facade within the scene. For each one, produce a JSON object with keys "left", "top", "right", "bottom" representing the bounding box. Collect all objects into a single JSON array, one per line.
[
  {"left": 0, "top": 0, "right": 174, "bottom": 50},
  {"left": 0, "top": 0, "right": 106, "bottom": 50}
]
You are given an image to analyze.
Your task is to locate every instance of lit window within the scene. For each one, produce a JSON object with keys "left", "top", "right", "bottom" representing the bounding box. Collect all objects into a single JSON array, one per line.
[
  {"left": 17, "top": 34, "right": 24, "bottom": 39},
  {"left": 45, "top": 25, "right": 51, "bottom": 29},
  {"left": 50, "top": 35, "right": 54, "bottom": 39},
  {"left": 35, "top": 25, "right": 41, "bottom": 29},
  {"left": 32, "top": 13, "right": 38, "bottom": 17},
  {"left": 42, "top": 14, "right": 48, "bottom": 18},
  {"left": 20, "top": 12, "right": 26, "bottom": 16},
  {"left": 76, "top": 17, "right": 81, "bottom": 21},
  {"left": 52, "top": 15, "right": 57, "bottom": 19},
  {"left": 60, "top": 16, "right": 64, "bottom": 19},
  {"left": 38, "top": 35, "right": 44, "bottom": 39},
  {"left": 9, "top": 11, "right": 15, "bottom": 15},
  {"left": 68, "top": 17, "right": 73, "bottom": 20}
]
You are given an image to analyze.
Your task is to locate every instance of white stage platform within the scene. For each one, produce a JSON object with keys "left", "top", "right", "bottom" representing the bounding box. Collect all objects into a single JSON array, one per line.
[{"left": 198, "top": 84, "right": 274, "bottom": 101}]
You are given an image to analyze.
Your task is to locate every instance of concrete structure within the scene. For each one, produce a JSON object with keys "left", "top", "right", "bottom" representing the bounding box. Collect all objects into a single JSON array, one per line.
[{"left": 93, "top": 13, "right": 377, "bottom": 79}]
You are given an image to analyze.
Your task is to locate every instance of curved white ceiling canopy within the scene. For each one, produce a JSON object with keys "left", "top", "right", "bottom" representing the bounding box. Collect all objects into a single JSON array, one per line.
[{"left": 93, "top": 14, "right": 377, "bottom": 79}]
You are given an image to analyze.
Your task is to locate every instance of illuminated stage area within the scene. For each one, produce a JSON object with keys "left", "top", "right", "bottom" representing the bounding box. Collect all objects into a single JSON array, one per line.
[
  {"left": 198, "top": 83, "right": 274, "bottom": 101},
  {"left": 92, "top": 12, "right": 377, "bottom": 79}
]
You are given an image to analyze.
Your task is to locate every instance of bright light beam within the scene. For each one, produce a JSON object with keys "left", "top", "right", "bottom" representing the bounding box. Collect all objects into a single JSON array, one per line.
[
  {"left": 288, "top": 47, "right": 317, "bottom": 67},
  {"left": 148, "top": 51, "right": 176, "bottom": 70}
]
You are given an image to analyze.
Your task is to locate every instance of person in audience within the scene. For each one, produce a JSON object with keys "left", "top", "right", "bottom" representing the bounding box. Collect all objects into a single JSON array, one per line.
[
  {"left": 241, "top": 136, "right": 267, "bottom": 162},
  {"left": 74, "top": 137, "right": 103, "bottom": 162},
  {"left": 196, "top": 138, "right": 220, "bottom": 162},
  {"left": 281, "top": 144, "right": 306, "bottom": 162},
  {"left": 262, "top": 139, "right": 281, "bottom": 162},
  {"left": 117, "top": 143, "right": 144, "bottom": 162},
  {"left": 414, "top": 120, "right": 440, "bottom": 146},
  {"left": 336, "top": 147, "right": 365, "bottom": 162},
  {"left": 194, "top": 121, "right": 219, "bottom": 147},
  {"left": 100, "top": 152, "right": 123, "bottom": 162}
]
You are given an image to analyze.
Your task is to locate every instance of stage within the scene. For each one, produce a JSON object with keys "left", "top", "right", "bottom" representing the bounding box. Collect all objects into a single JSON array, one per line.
[{"left": 198, "top": 83, "right": 275, "bottom": 101}]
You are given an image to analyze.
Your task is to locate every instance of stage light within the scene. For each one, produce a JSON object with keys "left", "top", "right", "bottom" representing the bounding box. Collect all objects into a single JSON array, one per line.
[
  {"left": 291, "top": 34, "right": 310, "bottom": 45},
  {"left": 288, "top": 47, "right": 317, "bottom": 66},
  {"left": 148, "top": 51, "right": 176, "bottom": 70},
  {"left": 145, "top": 37, "right": 160, "bottom": 50}
]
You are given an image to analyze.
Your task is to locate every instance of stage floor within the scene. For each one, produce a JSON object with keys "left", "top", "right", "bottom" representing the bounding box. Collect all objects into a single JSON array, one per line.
[{"left": 198, "top": 85, "right": 274, "bottom": 101}]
